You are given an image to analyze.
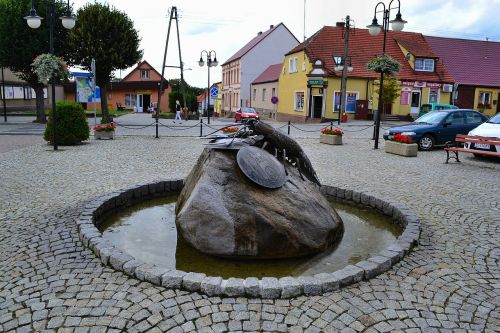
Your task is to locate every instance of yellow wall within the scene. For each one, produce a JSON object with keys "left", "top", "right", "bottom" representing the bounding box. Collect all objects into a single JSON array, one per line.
[
  {"left": 277, "top": 51, "right": 312, "bottom": 116},
  {"left": 277, "top": 51, "right": 453, "bottom": 120},
  {"left": 474, "top": 87, "right": 500, "bottom": 117}
]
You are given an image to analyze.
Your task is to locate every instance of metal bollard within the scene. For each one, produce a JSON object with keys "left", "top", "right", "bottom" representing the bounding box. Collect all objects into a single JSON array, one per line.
[
  {"left": 330, "top": 121, "right": 333, "bottom": 130},
  {"left": 288, "top": 121, "right": 291, "bottom": 135},
  {"left": 155, "top": 114, "right": 159, "bottom": 139},
  {"left": 200, "top": 118, "right": 203, "bottom": 137}
]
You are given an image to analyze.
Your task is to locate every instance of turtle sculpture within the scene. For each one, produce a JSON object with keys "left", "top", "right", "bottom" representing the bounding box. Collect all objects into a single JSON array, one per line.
[
  {"left": 205, "top": 119, "right": 320, "bottom": 188},
  {"left": 175, "top": 119, "right": 344, "bottom": 259}
]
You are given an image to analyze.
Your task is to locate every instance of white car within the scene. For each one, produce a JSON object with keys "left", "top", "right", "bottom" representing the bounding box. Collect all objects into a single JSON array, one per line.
[{"left": 466, "top": 113, "right": 500, "bottom": 154}]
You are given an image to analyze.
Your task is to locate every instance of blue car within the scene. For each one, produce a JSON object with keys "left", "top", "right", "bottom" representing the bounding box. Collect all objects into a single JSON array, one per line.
[{"left": 383, "top": 109, "right": 488, "bottom": 150}]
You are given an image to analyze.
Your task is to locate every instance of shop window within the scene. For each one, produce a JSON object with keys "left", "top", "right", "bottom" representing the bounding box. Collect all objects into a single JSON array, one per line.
[
  {"left": 294, "top": 92, "right": 304, "bottom": 111},
  {"left": 334, "top": 91, "right": 359, "bottom": 112},
  {"left": 400, "top": 89, "right": 411, "bottom": 105},
  {"left": 125, "top": 94, "right": 137, "bottom": 107},
  {"left": 429, "top": 89, "right": 439, "bottom": 103}
]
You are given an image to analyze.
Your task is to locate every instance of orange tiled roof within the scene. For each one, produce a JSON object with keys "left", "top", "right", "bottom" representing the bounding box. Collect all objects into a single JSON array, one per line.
[{"left": 287, "top": 26, "right": 453, "bottom": 83}]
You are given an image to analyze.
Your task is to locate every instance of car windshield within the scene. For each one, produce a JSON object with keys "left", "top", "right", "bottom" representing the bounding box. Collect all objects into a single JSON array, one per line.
[
  {"left": 414, "top": 111, "right": 448, "bottom": 125},
  {"left": 487, "top": 113, "right": 500, "bottom": 124},
  {"left": 241, "top": 108, "right": 256, "bottom": 113}
]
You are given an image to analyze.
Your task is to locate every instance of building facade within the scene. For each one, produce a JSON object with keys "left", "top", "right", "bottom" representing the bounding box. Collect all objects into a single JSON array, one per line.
[
  {"left": 426, "top": 36, "right": 500, "bottom": 117},
  {"left": 277, "top": 25, "right": 454, "bottom": 122},
  {"left": 1, "top": 67, "right": 62, "bottom": 112},
  {"left": 250, "top": 64, "right": 281, "bottom": 120},
  {"left": 65, "top": 61, "right": 170, "bottom": 112},
  {"left": 221, "top": 23, "right": 299, "bottom": 115}
]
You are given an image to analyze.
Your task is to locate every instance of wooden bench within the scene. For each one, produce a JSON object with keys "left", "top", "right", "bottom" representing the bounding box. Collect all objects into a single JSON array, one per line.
[
  {"left": 444, "top": 134, "right": 500, "bottom": 163},
  {"left": 116, "top": 102, "right": 125, "bottom": 111}
]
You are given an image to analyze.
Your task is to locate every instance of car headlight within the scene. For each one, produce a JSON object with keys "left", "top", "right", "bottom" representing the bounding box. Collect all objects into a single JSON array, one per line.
[
  {"left": 401, "top": 131, "right": 416, "bottom": 136},
  {"left": 384, "top": 130, "right": 390, "bottom": 135}
]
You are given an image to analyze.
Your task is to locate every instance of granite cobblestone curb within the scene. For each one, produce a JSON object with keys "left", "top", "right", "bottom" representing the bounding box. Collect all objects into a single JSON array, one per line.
[{"left": 77, "top": 180, "right": 420, "bottom": 299}]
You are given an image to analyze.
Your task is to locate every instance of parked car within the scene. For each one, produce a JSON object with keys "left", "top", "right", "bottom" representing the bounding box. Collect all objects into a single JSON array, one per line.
[
  {"left": 465, "top": 112, "right": 500, "bottom": 154},
  {"left": 235, "top": 107, "right": 259, "bottom": 122},
  {"left": 418, "top": 103, "right": 458, "bottom": 117},
  {"left": 383, "top": 109, "right": 488, "bottom": 150}
]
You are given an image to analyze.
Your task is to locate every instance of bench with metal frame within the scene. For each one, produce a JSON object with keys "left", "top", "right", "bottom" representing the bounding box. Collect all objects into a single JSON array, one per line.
[{"left": 444, "top": 134, "right": 500, "bottom": 163}]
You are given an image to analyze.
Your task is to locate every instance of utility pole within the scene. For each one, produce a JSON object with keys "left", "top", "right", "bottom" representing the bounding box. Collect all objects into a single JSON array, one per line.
[
  {"left": 158, "top": 6, "right": 185, "bottom": 137},
  {"left": 1, "top": 67, "right": 7, "bottom": 122},
  {"left": 339, "top": 15, "right": 352, "bottom": 125}
]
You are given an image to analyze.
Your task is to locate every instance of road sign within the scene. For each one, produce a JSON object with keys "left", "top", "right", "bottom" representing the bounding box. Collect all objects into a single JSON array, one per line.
[{"left": 210, "top": 87, "right": 219, "bottom": 97}]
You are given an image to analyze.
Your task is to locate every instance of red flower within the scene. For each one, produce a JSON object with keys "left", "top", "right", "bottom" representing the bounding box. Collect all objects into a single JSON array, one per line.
[
  {"left": 221, "top": 126, "right": 239, "bottom": 133},
  {"left": 391, "top": 133, "right": 413, "bottom": 143},
  {"left": 321, "top": 128, "right": 344, "bottom": 136}
]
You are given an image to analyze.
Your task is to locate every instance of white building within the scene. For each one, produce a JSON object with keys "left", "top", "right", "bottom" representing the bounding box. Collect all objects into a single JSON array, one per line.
[{"left": 221, "top": 23, "right": 299, "bottom": 115}]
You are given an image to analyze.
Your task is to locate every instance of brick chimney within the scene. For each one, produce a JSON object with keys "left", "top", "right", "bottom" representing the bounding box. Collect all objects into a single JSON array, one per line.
[
  {"left": 336, "top": 22, "right": 345, "bottom": 28},
  {"left": 258, "top": 31, "right": 262, "bottom": 35},
  {"left": 270, "top": 25, "right": 274, "bottom": 29}
]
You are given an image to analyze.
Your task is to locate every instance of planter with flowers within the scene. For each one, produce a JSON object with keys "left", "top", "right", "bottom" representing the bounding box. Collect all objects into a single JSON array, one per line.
[
  {"left": 320, "top": 128, "right": 344, "bottom": 145},
  {"left": 384, "top": 133, "right": 417, "bottom": 157},
  {"left": 94, "top": 123, "right": 116, "bottom": 140},
  {"left": 221, "top": 126, "right": 239, "bottom": 134}
]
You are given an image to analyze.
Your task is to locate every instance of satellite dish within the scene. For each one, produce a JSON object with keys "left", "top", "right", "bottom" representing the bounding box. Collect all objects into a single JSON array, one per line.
[{"left": 405, "top": 53, "right": 411, "bottom": 61}]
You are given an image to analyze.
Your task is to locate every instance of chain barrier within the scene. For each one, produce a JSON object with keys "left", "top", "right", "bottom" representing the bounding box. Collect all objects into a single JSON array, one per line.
[
  {"left": 114, "top": 122, "right": 156, "bottom": 130},
  {"left": 157, "top": 121, "right": 200, "bottom": 130}
]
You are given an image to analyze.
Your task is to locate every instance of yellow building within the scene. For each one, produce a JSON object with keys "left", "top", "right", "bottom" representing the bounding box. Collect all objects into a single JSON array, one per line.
[{"left": 277, "top": 25, "right": 454, "bottom": 122}]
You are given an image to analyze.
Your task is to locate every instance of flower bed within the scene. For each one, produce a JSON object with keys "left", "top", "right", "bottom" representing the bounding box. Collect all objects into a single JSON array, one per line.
[
  {"left": 385, "top": 134, "right": 417, "bottom": 157},
  {"left": 320, "top": 128, "right": 343, "bottom": 145},
  {"left": 94, "top": 123, "right": 116, "bottom": 140},
  {"left": 221, "top": 126, "right": 239, "bottom": 134}
]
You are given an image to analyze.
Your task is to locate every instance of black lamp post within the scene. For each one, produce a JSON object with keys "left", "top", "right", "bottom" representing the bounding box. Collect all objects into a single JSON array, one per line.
[
  {"left": 25, "top": 0, "right": 76, "bottom": 150},
  {"left": 367, "top": 0, "right": 407, "bottom": 149},
  {"left": 199, "top": 50, "right": 218, "bottom": 124}
]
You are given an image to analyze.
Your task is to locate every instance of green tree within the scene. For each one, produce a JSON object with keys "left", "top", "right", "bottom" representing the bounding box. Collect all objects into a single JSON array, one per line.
[
  {"left": 0, "top": 0, "right": 72, "bottom": 123},
  {"left": 66, "top": 3, "right": 142, "bottom": 122},
  {"left": 168, "top": 78, "right": 201, "bottom": 113},
  {"left": 375, "top": 75, "right": 401, "bottom": 114}
]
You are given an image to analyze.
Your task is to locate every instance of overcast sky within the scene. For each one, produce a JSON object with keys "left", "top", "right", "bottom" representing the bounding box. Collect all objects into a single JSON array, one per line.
[{"left": 71, "top": 0, "right": 500, "bottom": 88}]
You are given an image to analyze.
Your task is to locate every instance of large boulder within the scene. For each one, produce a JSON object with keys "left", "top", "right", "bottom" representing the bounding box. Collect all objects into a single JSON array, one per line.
[{"left": 175, "top": 148, "right": 344, "bottom": 259}]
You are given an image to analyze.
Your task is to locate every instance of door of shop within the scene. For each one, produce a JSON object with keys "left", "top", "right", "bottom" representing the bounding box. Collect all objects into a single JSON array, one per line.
[
  {"left": 355, "top": 100, "right": 368, "bottom": 119},
  {"left": 312, "top": 96, "right": 323, "bottom": 119},
  {"left": 411, "top": 90, "right": 421, "bottom": 117}
]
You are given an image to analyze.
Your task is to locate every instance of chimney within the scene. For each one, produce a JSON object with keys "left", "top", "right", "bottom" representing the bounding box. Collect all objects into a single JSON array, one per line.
[
  {"left": 336, "top": 22, "right": 345, "bottom": 28},
  {"left": 258, "top": 31, "right": 262, "bottom": 35},
  {"left": 270, "top": 25, "right": 274, "bottom": 29}
]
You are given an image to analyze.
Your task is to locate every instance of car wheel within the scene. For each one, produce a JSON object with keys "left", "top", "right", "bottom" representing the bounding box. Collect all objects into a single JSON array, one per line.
[{"left": 418, "top": 134, "right": 435, "bottom": 151}]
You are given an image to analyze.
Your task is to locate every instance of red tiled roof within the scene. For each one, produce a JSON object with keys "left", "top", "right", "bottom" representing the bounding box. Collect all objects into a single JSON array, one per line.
[
  {"left": 252, "top": 64, "right": 282, "bottom": 84},
  {"left": 395, "top": 37, "right": 437, "bottom": 58},
  {"left": 287, "top": 26, "right": 453, "bottom": 83},
  {"left": 121, "top": 60, "right": 167, "bottom": 82},
  {"left": 426, "top": 36, "right": 500, "bottom": 87},
  {"left": 222, "top": 23, "right": 296, "bottom": 66}
]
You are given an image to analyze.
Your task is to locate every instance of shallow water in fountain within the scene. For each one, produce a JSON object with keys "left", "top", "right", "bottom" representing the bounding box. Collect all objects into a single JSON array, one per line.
[{"left": 99, "top": 196, "right": 401, "bottom": 278}]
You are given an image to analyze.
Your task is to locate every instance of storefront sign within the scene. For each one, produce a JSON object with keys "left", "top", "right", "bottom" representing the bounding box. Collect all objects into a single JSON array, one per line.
[
  {"left": 308, "top": 79, "right": 324, "bottom": 86},
  {"left": 136, "top": 90, "right": 152, "bottom": 94},
  {"left": 401, "top": 81, "right": 442, "bottom": 89}
]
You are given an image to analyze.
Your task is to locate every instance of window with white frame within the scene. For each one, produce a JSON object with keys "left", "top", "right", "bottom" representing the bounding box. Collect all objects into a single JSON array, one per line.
[
  {"left": 429, "top": 89, "right": 439, "bottom": 103},
  {"left": 333, "top": 91, "right": 359, "bottom": 112},
  {"left": 253, "top": 89, "right": 256, "bottom": 101},
  {"left": 272, "top": 87, "right": 276, "bottom": 97},
  {"left": 294, "top": 92, "right": 304, "bottom": 111},
  {"left": 415, "top": 58, "right": 435, "bottom": 72},
  {"left": 140, "top": 70, "right": 150, "bottom": 79},
  {"left": 262, "top": 88, "right": 266, "bottom": 101},
  {"left": 23, "top": 86, "right": 33, "bottom": 99},
  {"left": 293, "top": 57, "right": 298, "bottom": 73},
  {"left": 479, "top": 91, "right": 491, "bottom": 105},
  {"left": 288, "top": 58, "right": 293, "bottom": 73},
  {"left": 302, "top": 62, "right": 306, "bottom": 71}
]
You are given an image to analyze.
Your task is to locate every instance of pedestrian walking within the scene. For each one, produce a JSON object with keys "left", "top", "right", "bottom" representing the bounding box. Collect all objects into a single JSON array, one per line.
[{"left": 174, "top": 100, "right": 182, "bottom": 123}]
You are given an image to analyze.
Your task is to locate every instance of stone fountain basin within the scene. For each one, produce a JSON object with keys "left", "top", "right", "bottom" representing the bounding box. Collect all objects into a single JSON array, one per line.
[{"left": 77, "top": 180, "right": 420, "bottom": 299}]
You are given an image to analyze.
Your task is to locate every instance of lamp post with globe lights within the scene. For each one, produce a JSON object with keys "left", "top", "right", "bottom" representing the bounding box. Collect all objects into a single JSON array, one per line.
[
  {"left": 25, "top": 0, "right": 76, "bottom": 150},
  {"left": 366, "top": 0, "right": 407, "bottom": 149},
  {"left": 198, "top": 50, "right": 218, "bottom": 124}
]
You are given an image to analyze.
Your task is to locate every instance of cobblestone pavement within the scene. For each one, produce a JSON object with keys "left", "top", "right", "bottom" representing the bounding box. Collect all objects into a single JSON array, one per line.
[{"left": 0, "top": 130, "right": 499, "bottom": 332}]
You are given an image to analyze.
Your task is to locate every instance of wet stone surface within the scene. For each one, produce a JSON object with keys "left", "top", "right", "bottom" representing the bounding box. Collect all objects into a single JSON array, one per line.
[{"left": 0, "top": 136, "right": 499, "bottom": 332}]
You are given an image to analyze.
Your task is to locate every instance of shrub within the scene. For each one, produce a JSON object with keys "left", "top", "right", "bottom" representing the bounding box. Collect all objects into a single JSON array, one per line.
[{"left": 44, "top": 101, "right": 90, "bottom": 145}]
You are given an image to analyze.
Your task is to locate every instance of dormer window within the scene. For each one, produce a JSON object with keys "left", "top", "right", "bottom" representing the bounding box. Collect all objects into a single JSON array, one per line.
[
  {"left": 415, "top": 58, "right": 435, "bottom": 72},
  {"left": 140, "top": 70, "right": 150, "bottom": 79}
]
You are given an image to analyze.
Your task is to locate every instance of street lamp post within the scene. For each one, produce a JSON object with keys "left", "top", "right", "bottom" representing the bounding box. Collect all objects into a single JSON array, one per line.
[
  {"left": 25, "top": 0, "right": 76, "bottom": 151},
  {"left": 367, "top": 0, "right": 406, "bottom": 149},
  {"left": 198, "top": 50, "right": 218, "bottom": 124}
]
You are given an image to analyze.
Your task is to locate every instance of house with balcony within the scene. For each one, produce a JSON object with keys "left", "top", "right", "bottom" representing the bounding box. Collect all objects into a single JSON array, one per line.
[
  {"left": 277, "top": 24, "right": 454, "bottom": 122},
  {"left": 65, "top": 60, "right": 170, "bottom": 112},
  {"left": 221, "top": 23, "right": 299, "bottom": 116},
  {"left": 426, "top": 36, "right": 500, "bottom": 117}
]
